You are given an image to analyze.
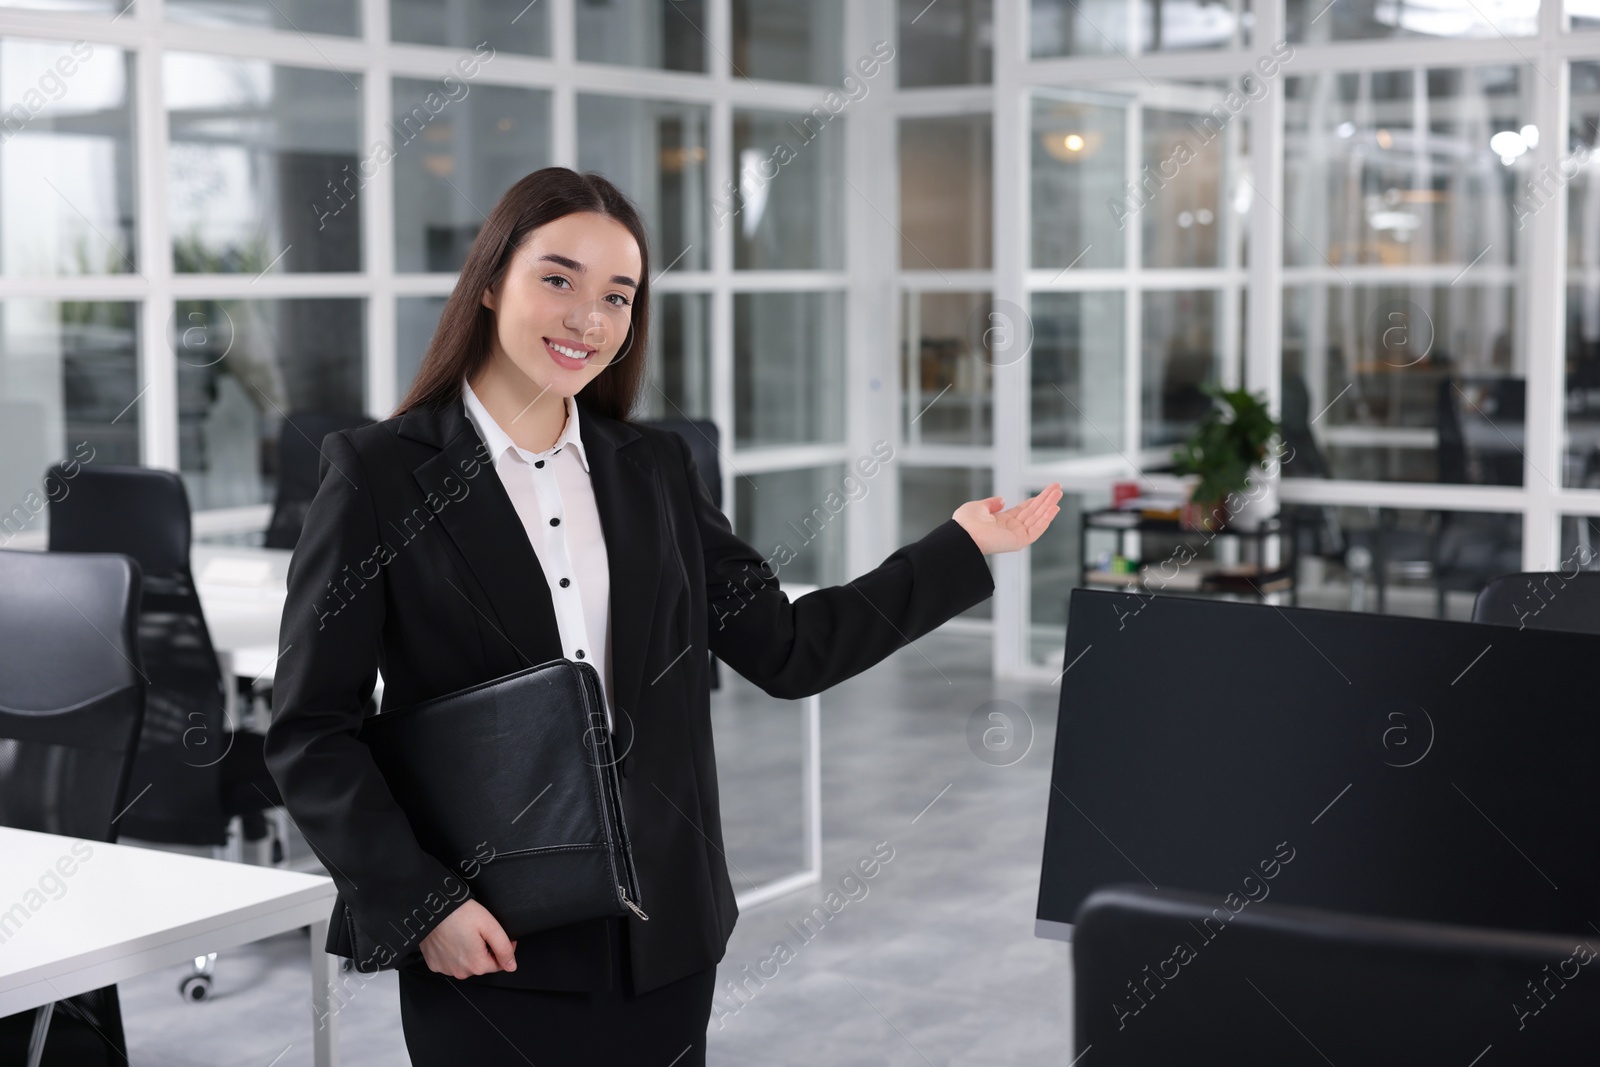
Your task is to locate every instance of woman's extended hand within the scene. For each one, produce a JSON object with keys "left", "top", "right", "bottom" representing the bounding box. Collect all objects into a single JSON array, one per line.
[
  {"left": 952, "top": 483, "right": 1064, "bottom": 555},
  {"left": 419, "top": 899, "right": 518, "bottom": 979}
]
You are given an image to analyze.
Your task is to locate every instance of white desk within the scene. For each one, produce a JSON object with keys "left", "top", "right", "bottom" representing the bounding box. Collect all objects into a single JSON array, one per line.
[
  {"left": 0, "top": 825, "right": 339, "bottom": 1066},
  {"left": 192, "top": 545, "right": 291, "bottom": 687}
]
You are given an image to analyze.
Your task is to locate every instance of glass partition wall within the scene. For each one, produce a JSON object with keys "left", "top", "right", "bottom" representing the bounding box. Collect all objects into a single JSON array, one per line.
[
  {"left": 895, "top": 0, "right": 1600, "bottom": 674},
  {"left": 971, "top": 0, "right": 1597, "bottom": 680},
  {"left": 0, "top": 0, "right": 860, "bottom": 902},
  {"left": 8, "top": 0, "right": 1600, "bottom": 686},
  {"left": 0, "top": 0, "right": 857, "bottom": 578}
]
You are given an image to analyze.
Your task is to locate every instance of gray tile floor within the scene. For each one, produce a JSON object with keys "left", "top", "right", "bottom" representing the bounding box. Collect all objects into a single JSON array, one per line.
[{"left": 116, "top": 630, "right": 1075, "bottom": 1066}]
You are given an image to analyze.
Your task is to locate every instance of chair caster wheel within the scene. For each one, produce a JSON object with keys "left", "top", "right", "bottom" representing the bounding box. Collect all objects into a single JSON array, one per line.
[
  {"left": 340, "top": 958, "right": 355, "bottom": 973},
  {"left": 179, "top": 975, "right": 213, "bottom": 1002}
]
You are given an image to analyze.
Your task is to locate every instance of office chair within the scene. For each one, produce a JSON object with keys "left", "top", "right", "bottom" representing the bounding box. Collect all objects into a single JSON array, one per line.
[
  {"left": 264, "top": 411, "right": 373, "bottom": 550},
  {"left": 47, "top": 465, "right": 285, "bottom": 999},
  {"left": 1279, "top": 371, "right": 1434, "bottom": 611},
  {"left": 1278, "top": 370, "right": 1344, "bottom": 558},
  {"left": 1432, "top": 377, "right": 1524, "bottom": 615},
  {"left": 1073, "top": 884, "right": 1600, "bottom": 1062},
  {"left": 1473, "top": 571, "right": 1600, "bottom": 634},
  {"left": 1283, "top": 371, "right": 1524, "bottom": 616},
  {"left": 0, "top": 550, "right": 144, "bottom": 1067},
  {"left": 643, "top": 417, "right": 724, "bottom": 511},
  {"left": 640, "top": 417, "right": 724, "bottom": 690}
]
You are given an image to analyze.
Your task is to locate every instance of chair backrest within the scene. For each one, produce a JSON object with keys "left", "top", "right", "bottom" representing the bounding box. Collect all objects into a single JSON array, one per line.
[
  {"left": 640, "top": 418, "right": 723, "bottom": 512},
  {"left": 265, "top": 411, "right": 373, "bottom": 549},
  {"left": 1277, "top": 370, "right": 1333, "bottom": 480},
  {"left": 1277, "top": 371, "right": 1346, "bottom": 558},
  {"left": 46, "top": 465, "right": 230, "bottom": 845},
  {"left": 0, "top": 550, "right": 144, "bottom": 841},
  {"left": 1074, "top": 884, "right": 1600, "bottom": 1061},
  {"left": 1473, "top": 570, "right": 1600, "bottom": 634},
  {"left": 1438, "top": 376, "right": 1526, "bottom": 486},
  {"left": 47, "top": 463, "right": 191, "bottom": 576}
]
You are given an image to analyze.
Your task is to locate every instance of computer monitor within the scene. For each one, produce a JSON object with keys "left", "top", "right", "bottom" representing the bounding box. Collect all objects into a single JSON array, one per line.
[{"left": 1036, "top": 589, "right": 1600, "bottom": 941}]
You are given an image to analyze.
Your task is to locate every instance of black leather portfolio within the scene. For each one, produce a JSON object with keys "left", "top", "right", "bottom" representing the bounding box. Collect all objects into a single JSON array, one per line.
[{"left": 351, "top": 657, "right": 646, "bottom": 956}]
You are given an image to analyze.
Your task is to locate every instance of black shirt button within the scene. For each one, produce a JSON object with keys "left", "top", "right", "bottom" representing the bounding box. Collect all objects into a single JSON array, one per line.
[
  {"left": 550, "top": 517, "right": 560, "bottom": 526},
  {"left": 576, "top": 649, "right": 585, "bottom": 659},
  {"left": 535, "top": 460, "right": 545, "bottom": 468},
  {"left": 560, "top": 578, "right": 571, "bottom": 587}
]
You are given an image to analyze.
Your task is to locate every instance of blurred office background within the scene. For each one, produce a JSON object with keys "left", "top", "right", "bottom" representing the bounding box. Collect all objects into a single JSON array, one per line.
[{"left": 5, "top": 0, "right": 1600, "bottom": 687}]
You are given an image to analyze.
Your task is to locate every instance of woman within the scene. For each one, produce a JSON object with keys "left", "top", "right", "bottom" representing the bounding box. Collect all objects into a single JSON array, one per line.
[{"left": 264, "top": 167, "right": 1063, "bottom": 1066}]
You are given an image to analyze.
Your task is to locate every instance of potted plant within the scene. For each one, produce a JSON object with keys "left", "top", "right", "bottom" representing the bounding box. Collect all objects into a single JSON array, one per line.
[{"left": 1172, "top": 384, "right": 1281, "bottom": 532}]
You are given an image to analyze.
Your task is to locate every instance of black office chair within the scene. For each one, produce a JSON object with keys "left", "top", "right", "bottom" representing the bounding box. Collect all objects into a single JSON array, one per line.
[
  {"left": 1280, "top": 371, "right": 1434, "bottom": 611},
  {"left": 47, "top": 465, "right": 282, "bottom": 853},
  {"left": 640, "top": 417, "right": 724, "bottom": 689},
  {"left": 1432, "top": 378, "right": 1525, "bottom": 615},
  {"left": 264, "top": 411, "right": 373, "bottom": 550},
  {"left": 49, "top": 465, "right": 286, "bottom": 1000},
  {"left": 1473, "top": 571, "right": 1600, "bottom": 634},
  {"left": 643, "top": 417, "right": 724, "bottom": 511},
  {"left": 0, "top": 550, "right": 144, "bottom": 1067},
  {"left": 1279, "top": 370, "right": 1345, "bottom": 562},
  {"left": 1073, "top": 884, "right": 1600, "bottom": 1062}
]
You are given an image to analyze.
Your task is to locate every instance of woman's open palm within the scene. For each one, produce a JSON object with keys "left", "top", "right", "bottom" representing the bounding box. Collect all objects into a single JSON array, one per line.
[{"left": 952, "top": 482, "right": 1064, "bottom": 555}]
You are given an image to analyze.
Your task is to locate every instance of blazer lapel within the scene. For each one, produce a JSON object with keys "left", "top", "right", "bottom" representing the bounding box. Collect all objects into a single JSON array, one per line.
[
  {"left": 410, "top": 404, "right": 560, "bottom": 670},
  {"left": 399, "top": 393, "right": 663, "bottom": 748}
]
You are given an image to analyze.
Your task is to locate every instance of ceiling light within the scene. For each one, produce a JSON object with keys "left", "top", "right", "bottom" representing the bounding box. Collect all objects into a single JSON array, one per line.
[
  {"left": 1041, "top": 130, "right": 1101, "bottom": 161},
  {"left": 1490, "top": 129, "right": 1528, "bottom": 165}
]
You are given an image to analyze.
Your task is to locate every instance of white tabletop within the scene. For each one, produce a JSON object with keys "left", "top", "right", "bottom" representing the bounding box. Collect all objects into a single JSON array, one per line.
[
  {"left": 193, "top": 544, "right": 291, "bottom": 660},
  {"left": 193, "top": 545, "right": 821, "bottom": 686},
  {"left": 0, "top": 825, "right": 335, "bottom": 1017}
]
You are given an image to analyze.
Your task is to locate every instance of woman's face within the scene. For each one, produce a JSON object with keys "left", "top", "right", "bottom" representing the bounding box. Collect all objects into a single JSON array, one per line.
[{"left": 481, "top": 211, "right": 643, "bottom": 398}]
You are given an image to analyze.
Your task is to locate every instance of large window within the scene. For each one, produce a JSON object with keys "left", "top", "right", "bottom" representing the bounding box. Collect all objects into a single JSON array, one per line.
[
  {"left": 0, "top": 0, "right": 857, "bottom": 586},
  {"left": 1004, "top": 0, "right": 1600, "bottom": 678},
  {"left": 1281, "top": 64, "right": 1528, "bottom": 486},
  {"left": 0, "top": 300, "right": 138, "bottom": 540},
  {"left": 1568, "top": 60, "right": 1600, "bottom": 489},
  {"left": 0, "top": 38, "right": 134, "bottom": 277}
]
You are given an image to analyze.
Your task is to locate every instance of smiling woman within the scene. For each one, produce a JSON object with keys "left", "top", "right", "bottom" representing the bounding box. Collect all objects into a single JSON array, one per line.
[{"left": 266, "top": 165, "right": 1058, "bottom": 1067}]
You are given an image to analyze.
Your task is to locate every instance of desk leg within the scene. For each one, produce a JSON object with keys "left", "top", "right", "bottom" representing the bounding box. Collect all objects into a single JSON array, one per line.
[
  {"left": 803, "top": 692, "right": 822, "bottom": 877},
  {"left": 309, "top": 920, "right": 339, "bottom": 1067},
  {"left": 218, "top": 650, "right": 239, "bottom": 730},
  {"left": 26, "top": 1003, "right": 52, "bottom": 1067}
]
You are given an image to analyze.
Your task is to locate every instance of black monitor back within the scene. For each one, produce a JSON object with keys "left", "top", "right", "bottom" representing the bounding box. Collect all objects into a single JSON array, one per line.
[{"left": 1036, "top": 589, "right": 1600, "bottom": 940}]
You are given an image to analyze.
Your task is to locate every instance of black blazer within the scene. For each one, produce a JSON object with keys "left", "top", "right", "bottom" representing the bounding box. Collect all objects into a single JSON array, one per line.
[{"left": 263, "top": 389, "right": 996, "bottom": 995}]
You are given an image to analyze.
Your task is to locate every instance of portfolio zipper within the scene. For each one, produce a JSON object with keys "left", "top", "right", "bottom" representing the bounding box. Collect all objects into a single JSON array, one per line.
[{"left": 619, "top": 886, "right": 649, "bottom": 920}]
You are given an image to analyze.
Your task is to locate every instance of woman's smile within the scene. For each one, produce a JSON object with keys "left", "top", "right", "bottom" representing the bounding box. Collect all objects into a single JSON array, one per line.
[{"left": 544, "top": 336, "right": 596, "bottom": 369}]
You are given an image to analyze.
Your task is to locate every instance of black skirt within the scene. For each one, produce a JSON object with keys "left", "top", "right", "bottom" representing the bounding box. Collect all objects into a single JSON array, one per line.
[{"left": 396, "top": 916, "right": 717, "bottom": 1066}]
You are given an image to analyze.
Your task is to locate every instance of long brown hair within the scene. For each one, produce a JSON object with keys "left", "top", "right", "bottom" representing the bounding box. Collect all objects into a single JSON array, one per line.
[{"left": 393, "top": 167, "right": 651, "bottom": 422}]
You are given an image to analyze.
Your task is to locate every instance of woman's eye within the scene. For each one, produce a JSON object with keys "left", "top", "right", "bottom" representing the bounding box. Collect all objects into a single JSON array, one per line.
[
  {"left": 543, "top": 275, "right": 570, "bottom": 289},
  {"left": 607, "top": 294, "right": 631, "bottom": 307}
]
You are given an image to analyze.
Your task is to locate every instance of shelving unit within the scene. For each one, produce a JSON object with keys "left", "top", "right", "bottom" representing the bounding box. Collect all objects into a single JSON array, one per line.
[{"left": 1078, "top": 509, "right": 1299, "bottom": 604}]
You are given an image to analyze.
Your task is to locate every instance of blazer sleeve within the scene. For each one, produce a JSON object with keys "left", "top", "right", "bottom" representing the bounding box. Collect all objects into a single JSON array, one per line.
[
  {"left": 674, "top": 432, "right": 996, "bottom": 701},
  {"left": 264, "top": 430, "right": 467, "bottom": 961}
]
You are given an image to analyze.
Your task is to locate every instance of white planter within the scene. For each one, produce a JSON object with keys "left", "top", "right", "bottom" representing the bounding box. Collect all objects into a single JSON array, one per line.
[{"left": 1228, "top": 460, "right": 1280, "bottom": 531}]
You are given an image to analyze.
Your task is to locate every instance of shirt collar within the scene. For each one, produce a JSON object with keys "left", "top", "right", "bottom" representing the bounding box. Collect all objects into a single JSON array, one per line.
[{"left": 461, "top": 377, "right": 590, "bottom": 473}]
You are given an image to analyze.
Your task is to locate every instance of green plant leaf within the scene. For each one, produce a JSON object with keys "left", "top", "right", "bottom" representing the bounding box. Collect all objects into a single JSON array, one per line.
[{"left": 1171, "top": 384, "right": 1283, "bottom": 506}]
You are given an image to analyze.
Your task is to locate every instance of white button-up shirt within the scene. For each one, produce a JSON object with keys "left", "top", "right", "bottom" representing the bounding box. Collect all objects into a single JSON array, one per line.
[{"left": 461, "top": 378, "right": 615, "bottom": 732}]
